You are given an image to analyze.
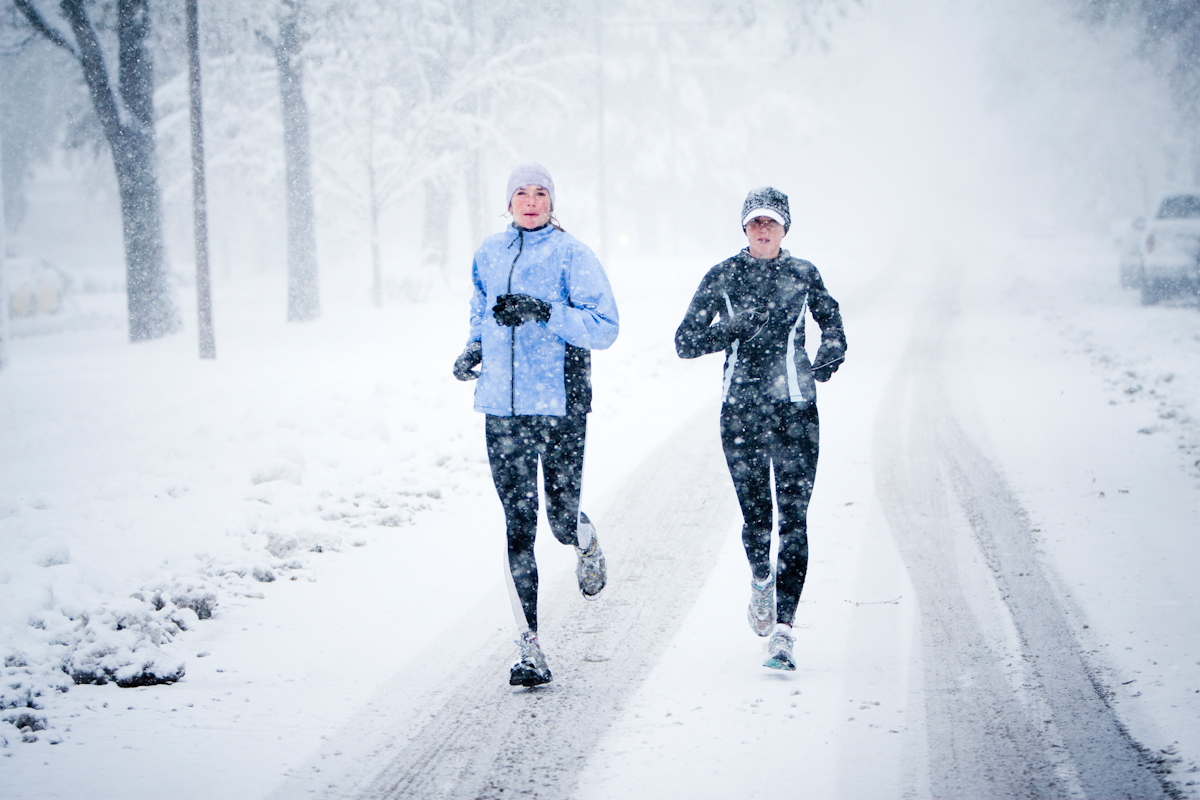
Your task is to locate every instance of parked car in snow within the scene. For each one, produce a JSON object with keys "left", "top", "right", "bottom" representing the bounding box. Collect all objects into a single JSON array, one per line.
[
  {"left": 1112, "top": 216, "right": 1145, "bottom": 289},
  {"left": 1139, "top": 193, "right": 1200, "bottom": 305},
  {"left": 4, "top": 257, "right": 71, "bottom": 317}
]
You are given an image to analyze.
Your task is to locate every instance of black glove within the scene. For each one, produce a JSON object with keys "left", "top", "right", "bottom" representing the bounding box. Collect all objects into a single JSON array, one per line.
[
  {"left": 453, "top": 341, "right": 482, "bottom": 381},
  {"left": 726, "top": 308, "right": 769, "bottom": 342},
  {"left": 811, "top": 342, "right": 844, "bottom": 382},
  {"left": 493, "top": 294, "right": 552, "bottom": 327}
]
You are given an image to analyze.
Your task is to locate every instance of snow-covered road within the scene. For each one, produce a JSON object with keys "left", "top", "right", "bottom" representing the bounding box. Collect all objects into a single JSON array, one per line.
[
  {"left": 3, "top": 236, "right": 1199, "bottom": 799},
  {"left": 878, "top": 266, "right": 1169, "bottom": 799},
  {"left": 277, "top": 406, "right": 738, "bottom": 799}
]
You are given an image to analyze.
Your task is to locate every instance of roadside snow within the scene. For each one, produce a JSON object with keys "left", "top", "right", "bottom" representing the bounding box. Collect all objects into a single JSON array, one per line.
[
  {"left": 950, "top": 236, "right": 1200, "bottom": 788},
  {"left": 0, "top": 273, "right": 493, "bottom": 758},
  {"left": 2, "top": 237, "right": 1199, "bottom": 798}
]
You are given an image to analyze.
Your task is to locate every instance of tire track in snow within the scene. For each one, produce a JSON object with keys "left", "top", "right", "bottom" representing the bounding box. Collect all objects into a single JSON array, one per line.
[
  {"left": 351, "top": 405, "right": 740, "bottom": 799},
  {"left": 875, "top": 272, "right": 1172, "bottom": 799}
]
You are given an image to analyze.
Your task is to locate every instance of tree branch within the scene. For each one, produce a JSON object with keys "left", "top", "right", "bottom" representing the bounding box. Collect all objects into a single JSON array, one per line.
[
  {"left": 58, "top": 0, "right": 125, "bottom": 148},
  {"left": 117, "top": 0, "right": 153, "bottom": 128},
  {"left": 12, "top": 0, "right": 79, "bottom": 59},
  {"left": 254, "top": 28, "right": 277, "bottom": 54}
]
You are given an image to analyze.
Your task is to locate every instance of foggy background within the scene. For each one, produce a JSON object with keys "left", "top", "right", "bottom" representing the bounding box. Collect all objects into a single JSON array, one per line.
[
  {"left": 5, "top": 5, "right": 1200, "bottom": 794},
  {"left": 0, "top": 0, "right": 1197, "bottom": 328}
]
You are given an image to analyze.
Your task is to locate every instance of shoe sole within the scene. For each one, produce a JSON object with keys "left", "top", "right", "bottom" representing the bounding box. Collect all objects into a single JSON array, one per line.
[
  {"left": 510, "top": 670, "right": 553, "bottom": 687},
  {"left": 763, "top": 656, "right": 796, "bottom": 671},
  {"left": 577, "top": 556, "right": 606, "bottom": 599}
]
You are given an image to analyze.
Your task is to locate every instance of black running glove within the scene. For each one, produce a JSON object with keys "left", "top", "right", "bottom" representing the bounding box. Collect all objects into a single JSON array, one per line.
[
  {"left": 493, "top": 294, "right": 552, "bottom": 327},
  {"left": 811, "top": 341, "right": 844, "bottom": 382},
  {"left": 725, "top": 308, "right": 769, "bottom": 342},
  {"left": 452, "top": 341, "right": 483, "bottom": 381}
]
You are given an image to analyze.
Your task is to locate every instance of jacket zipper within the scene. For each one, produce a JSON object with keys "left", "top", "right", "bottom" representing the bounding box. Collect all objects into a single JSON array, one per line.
[{"left": 506, "top": 229, "right": 525, "bottom": 415}]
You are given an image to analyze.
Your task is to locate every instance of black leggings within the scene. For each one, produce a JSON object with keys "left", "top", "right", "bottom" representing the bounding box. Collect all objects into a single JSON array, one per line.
[
  {"left": 720, "top": 401, "right": 819, "bottom": 626},
  {"left": 485, "top": 413, "right": 587, "bottom": 632}
]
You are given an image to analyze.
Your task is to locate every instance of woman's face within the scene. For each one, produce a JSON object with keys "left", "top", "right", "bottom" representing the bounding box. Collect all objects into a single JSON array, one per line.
[
  {"left": 744, "top": 216, "right": 785, "bottom": 259},
  {"left": 510, "top": 185, "right": 552, "bottom": 229}
]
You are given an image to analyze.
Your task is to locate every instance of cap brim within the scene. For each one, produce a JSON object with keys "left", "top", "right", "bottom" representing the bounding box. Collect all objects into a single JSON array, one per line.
[{"left": 742, "top": 208, "right": 787, "bottom": 228}]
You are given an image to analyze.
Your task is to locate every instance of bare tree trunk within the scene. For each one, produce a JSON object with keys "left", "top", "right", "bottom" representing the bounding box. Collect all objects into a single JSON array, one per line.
[
  {"left": 262, "top": 0, "right": 319, "bottom": 322},
  {"left": 422, "top": 177, "right": 449, "bottom": 278},
  {"left": 594, "top": 0, "right": 608, "bottom": 265},
  {"left": 366, "top": 104, "right": 383, "bottom": 307},
  {"left": 112, "top": 128, "right": 176, "bottom": 339},
  {"left": 0, "top": 127, "right": 8, "bottom": 371},
  {"left": 15, "top": 0, "right": 178, "bottom": 341},
  {"left": 463, "top": 0, "right": 485, "bottom": 252},
  {"left": 187, "top": 0, "right": 215, "bottom": 358},
  {"left": 465, "top": 148, "right": 484, "bottom": 252}
]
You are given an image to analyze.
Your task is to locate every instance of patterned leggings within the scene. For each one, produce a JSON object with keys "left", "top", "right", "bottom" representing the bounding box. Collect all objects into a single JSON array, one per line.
[
  {"left": 720, "top": 401, "right": 819, "bottom": 626},
  {"left": 485, "top": 413, "right": 587, "bottom": 632}
]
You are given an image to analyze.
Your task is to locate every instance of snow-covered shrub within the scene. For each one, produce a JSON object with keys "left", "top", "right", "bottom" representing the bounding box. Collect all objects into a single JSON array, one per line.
[
  {"left": 167, "top": 583, "right": 218, "bottom": 620},
  {"left": 64, "top": 597, "right": 188, "bottom": 687},
  {"left": 4, "top": 711, "right": 47, "bottom": 733}
]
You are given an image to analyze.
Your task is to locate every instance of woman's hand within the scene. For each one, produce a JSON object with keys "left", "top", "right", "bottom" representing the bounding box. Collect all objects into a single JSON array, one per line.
[
  {"left": 493, "top": 294, "right": 552, "bottom": 327},
  {"left": 453, "top": 341, "right": 483, "bottom": 381},
  {"left": 727, "top": 308, "right": 769, "bottom": 342},
  {"left": 811, "top": 341, "right": 844, "bottom": 382}
]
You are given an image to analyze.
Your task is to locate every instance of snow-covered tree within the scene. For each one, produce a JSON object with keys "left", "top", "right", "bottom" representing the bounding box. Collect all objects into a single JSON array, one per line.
[
  {"left": 0, "top": 125, "right": 8, "bottom": 371},
  {"left": 1079, "top": 0, "right": 1200, "bottom": 185},
  {"left": 12, "top": 0, "right": 179, "bottom": 341},
  {"left": 257, "top": 0, "right": 319, "bottom": 322},
  {"left": 309, "top": 0, "right": 572, "bottom": 299}
]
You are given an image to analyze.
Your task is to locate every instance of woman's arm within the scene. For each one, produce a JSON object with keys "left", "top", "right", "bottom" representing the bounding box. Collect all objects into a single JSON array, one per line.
[
  {"left": 544, "top": 245, "right": 620, "bottom": 350},
  {"left": 466, "top": 255, "right": 487, "bottom": 345},
  {"left": 807, "top": 267, "right": 846, "bottom": 378},
  {"left": 675, "top": 268, "right": 736, "bottom": 359}
]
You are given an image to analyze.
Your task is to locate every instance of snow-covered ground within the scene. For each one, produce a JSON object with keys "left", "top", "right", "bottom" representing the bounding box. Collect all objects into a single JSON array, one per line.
[{"left": 3, "top": 227, "right": 1199, "bottom": 798}]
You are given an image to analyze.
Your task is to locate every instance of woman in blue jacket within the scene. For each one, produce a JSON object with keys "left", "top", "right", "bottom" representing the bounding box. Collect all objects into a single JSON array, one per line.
[
  {"left": 675, "top": 187, "right": 845, "bottom": 672},
  {"left": 453, "top": 162, "right": 619, "bottom": 687}
]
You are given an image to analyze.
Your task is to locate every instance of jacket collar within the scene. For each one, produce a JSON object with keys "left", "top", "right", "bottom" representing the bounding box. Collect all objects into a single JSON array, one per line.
[
  {"left": 508, "top": 222, "right": 556, "bottom": 247},
  {"left": 737, "top": 247, "right": 790, "bottom": 266}
]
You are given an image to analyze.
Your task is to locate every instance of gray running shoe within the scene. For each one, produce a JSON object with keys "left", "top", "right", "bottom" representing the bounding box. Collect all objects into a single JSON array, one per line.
[
  {"left": 510, "top": 630, "right": 552, "bottom": 687},
  {"left": 574, "top": 513, "right": 606, "bottom": 599},
  {"left": 763, "top": 624, "right": 796, "bottom": 671},
  {"left": 747, "top": 571, "right": 776, "bottom": 636}
]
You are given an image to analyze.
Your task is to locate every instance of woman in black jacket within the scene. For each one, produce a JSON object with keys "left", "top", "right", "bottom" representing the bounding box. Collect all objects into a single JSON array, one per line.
[{"left": 675, "top": 186, "right": 846, "bottom": 671}]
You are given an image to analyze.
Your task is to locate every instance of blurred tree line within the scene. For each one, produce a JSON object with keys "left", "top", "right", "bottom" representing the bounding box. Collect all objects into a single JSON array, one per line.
[
  {"left": 1080, "top": 0, "right": 1200, "bottom": 184},
  {"left": 0, "top": 0, "right": 853, "bottom": 342}
]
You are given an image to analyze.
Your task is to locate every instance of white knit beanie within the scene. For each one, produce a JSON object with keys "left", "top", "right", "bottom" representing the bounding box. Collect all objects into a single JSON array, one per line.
[{"left": 506, "top": 162, "right": 555, "bottom": 210}]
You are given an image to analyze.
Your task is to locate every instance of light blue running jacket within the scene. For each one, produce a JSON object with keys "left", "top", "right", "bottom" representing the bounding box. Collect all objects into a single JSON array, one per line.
[{"left": 467, "top": 223, "right": 619, "bottom": 417}]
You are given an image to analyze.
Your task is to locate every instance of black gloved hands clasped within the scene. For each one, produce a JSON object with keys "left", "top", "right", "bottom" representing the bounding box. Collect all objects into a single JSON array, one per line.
[
  {"left": 811, "top": 341, "right": 844, "bottom": 382},
  {"left": 453, "top": 340, "right": 483, "bottom": 381},
  {"left": 726, "top": 308, "right": 769, "bottom": 342},
  {"left": 493, "top": 294, "right": 552, "bottom": 327}
]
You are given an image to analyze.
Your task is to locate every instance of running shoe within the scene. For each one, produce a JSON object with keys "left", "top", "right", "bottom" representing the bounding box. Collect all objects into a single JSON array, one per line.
[
  {"left": 574, "top": 513, "right": 607, "bottom": 599},
  {"left": 747, "top": 570, "right": 776, "bottom": 636},
  {"left": 763, "top": 623, "right": 796, "bottom": 671},
  {"left": 510, "top": 630, "right": 552, "bottom": 687}
]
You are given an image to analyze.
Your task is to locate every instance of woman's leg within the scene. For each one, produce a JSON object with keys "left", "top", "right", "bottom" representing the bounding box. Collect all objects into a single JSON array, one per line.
[
  {"left": 541, "top": 412, "right": 587, "bottom": 546},
  {"left": 486, "top": 415, "right": 542, "bottom": 631},
  {"left": 772, "top": 404, "right": 820, "bottom": 625},
  {"left": 720, "top": 404, "right": 775, "bottom": 582}
]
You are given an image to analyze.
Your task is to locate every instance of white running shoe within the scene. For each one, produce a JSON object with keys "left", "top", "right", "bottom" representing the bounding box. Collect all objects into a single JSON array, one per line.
[
  {"left": 747, "top": 571, "right": 776, "bottom": 637},
  {"left": 763, "top": 623, "right": 796, "bottom": 671},
  {"left": 574, "top": 513, "right": 607, "bottom": 599},
  {"left": 510, "top": 630, "right": 552, "bottom": 687}
]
